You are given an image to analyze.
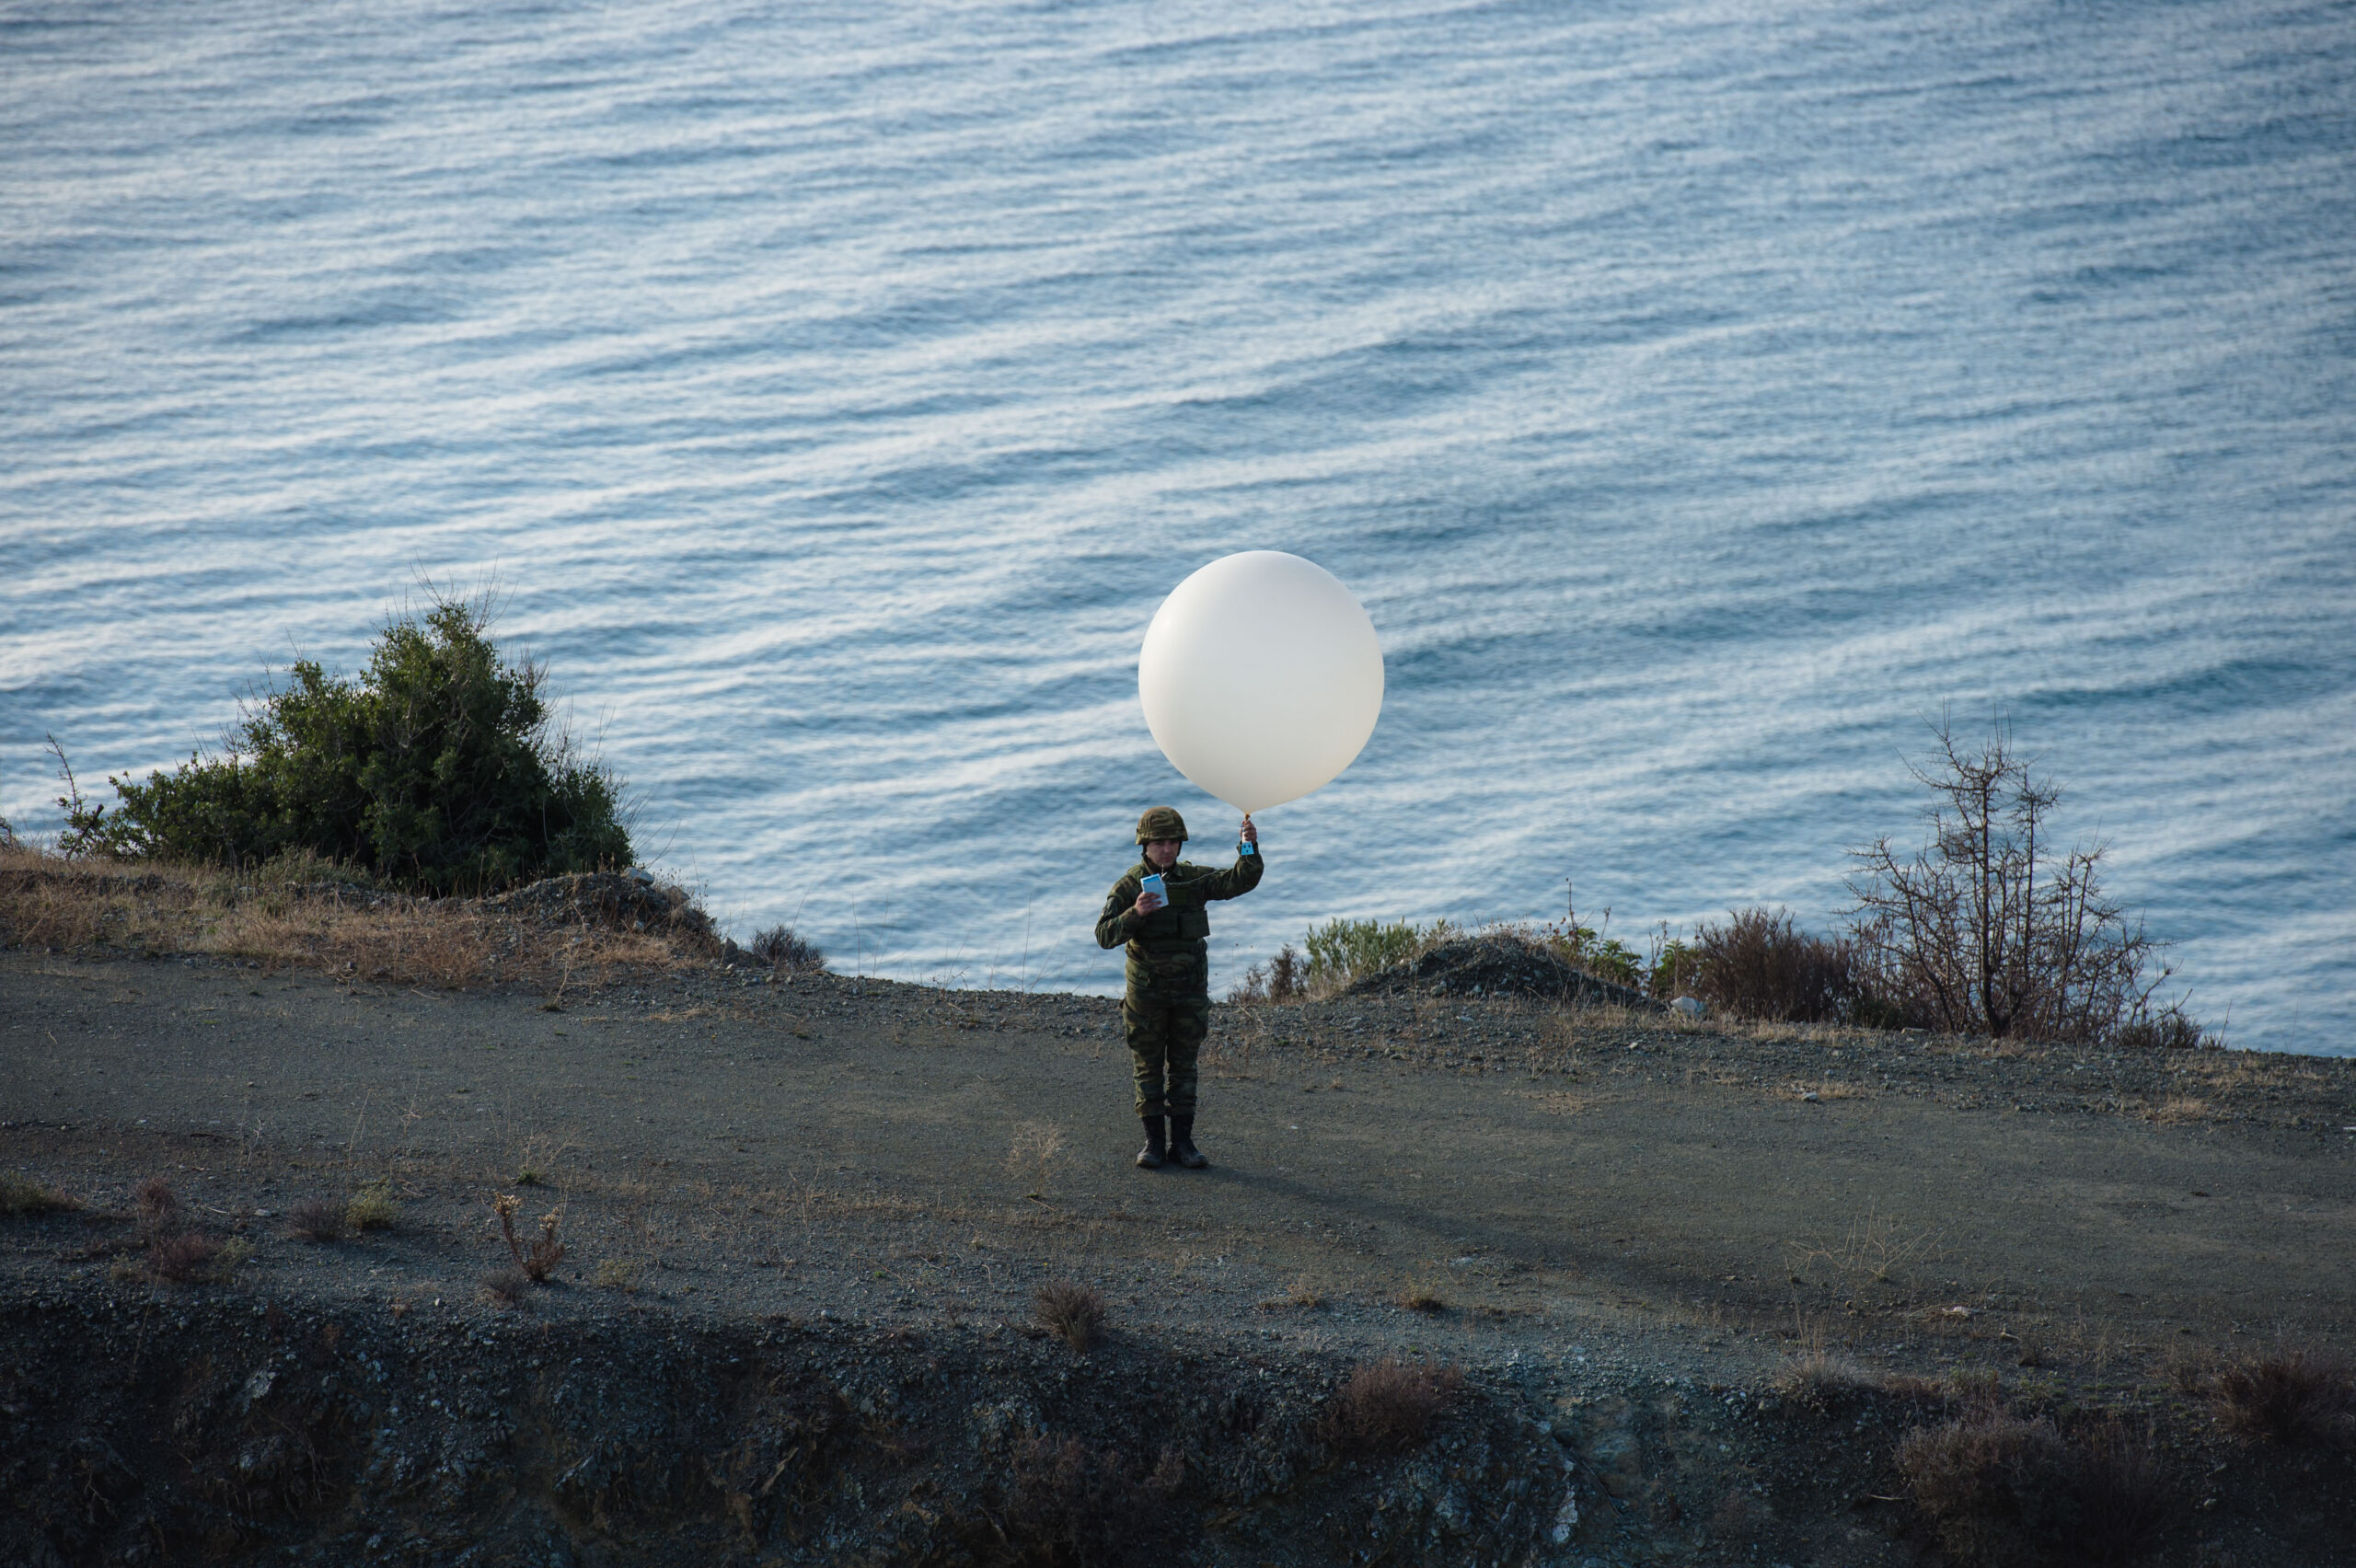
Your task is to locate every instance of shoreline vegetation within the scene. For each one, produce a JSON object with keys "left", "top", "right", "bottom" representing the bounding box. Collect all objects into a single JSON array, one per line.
[
  {"left": 1235, "top": 721, "right": 2215, "bottom": 1054},
  {"left": 11, "top": 594, "right": 2218, "bottom": 1052},
  {"left": 0, "top": 835, "right": 2255, "bottom": 1057}
]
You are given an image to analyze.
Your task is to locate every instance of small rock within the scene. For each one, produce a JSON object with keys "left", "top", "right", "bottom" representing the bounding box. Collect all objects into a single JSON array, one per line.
[{"left": 1550, "top": 1487, "right": 1579, "bottom": 1542}]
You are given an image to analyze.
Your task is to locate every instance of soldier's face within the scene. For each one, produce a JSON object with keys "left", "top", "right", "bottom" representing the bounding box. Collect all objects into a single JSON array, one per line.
[{"left": 1144, "top": 838, "right": 1182, "bottom": 869}]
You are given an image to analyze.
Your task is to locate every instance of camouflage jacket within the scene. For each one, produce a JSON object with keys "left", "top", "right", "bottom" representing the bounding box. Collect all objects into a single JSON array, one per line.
[{"left": 1094, "top": 847, "right": 1265, "bottom": 996}]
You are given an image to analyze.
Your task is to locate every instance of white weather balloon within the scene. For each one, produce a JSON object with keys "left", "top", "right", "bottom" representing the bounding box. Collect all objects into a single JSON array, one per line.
[{"left": 1138, "top": 551, "right": 1383, "bottom": 813}]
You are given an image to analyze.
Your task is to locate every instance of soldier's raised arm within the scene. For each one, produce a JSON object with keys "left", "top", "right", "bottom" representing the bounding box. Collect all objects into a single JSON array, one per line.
[{"left": 1197, "top": 818, "right": 1265, "bottom": 901}]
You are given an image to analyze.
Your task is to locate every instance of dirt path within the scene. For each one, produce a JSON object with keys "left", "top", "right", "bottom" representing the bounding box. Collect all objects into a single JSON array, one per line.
[{"left": 8, "top": 950, "right": 2350, "bottom": 1377}]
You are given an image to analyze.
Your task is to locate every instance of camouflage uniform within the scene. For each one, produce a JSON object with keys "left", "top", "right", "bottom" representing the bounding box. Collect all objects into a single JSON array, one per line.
[{"left": 1093, "top": 808, "right": 1264, "bottom": 1119}]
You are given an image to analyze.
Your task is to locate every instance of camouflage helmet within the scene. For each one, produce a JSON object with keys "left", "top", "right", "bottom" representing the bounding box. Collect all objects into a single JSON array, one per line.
[{"left": 1135, "top": 805, "right": 1189, "bottom": 844}]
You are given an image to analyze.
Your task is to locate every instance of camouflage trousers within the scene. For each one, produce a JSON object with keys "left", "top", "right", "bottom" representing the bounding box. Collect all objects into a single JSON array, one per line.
[{"left": 1123, "top": 990, "right": 1210, "bottom": 1118}]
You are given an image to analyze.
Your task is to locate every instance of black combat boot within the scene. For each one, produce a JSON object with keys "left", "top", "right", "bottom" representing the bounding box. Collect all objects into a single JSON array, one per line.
[
  {"left": 1135, "top": 1116, "right": 1167, "bottom": 1170},
  {"left": 1168, "top": 1114, "right": 1208, "bottom": 1170}
]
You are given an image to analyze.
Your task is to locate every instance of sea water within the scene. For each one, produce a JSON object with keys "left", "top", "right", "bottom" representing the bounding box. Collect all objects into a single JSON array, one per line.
[{"left": 3, "top": 0, "right": 2350, "bottom": 1053}]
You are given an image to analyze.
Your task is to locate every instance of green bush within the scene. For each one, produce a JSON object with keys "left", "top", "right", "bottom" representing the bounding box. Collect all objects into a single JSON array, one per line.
[
  {"left": 1538, "top": 918, "right": 1644, "bottom": 990},
  {"left": 1302, "top": 917, "right": 1451, "bottom": 989},
  {"left": 1648, "top": 938, "right": 1701, "bottom": 999},
  {"left": 59, "top": 594, "right": 630, "bottom": 894}
]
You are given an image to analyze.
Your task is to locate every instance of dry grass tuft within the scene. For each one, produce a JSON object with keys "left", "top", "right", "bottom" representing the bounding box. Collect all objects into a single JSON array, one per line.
[
  {"left": 749, "top": 923, "right": 826, "bottom": 972},
  {"left": 2159, "top": 1341, "right": 2213, "bottom": 1396},
  {"left": 345, "top": 1182, "right": 399, "bottom": 1232},
  {"left": 0, "top": 1170, "right": 77, "bottom": 1215},
  {"left": 1007, "top": 1122, "right": 1064, "bottom": 1201},
  {"left": 479, "top": 1267, "right": 531, "bottom": 1308},
  {"left": 0, "top": 840, "right": 722, "bottom": 988},
  {"left": 1899, "top": 1409, "right": 2169, "bottom": 1566},
  {"left": 133, "top": 1175, "right": 179, "bottom": 1224},
  {"left": 2146, "top": 1096, "right": 2209, "bottom": 1125},
  {"left": 1033, "top": 1280, "right": 1106, "bottom": 1353},
  {"left": 2211, "top": 1350, "right": 2355, "bottom": 1447},
  {"left": 1396, "top": 1283, "right": 1448, "bottom": 1314},
  {"left": 1321, "top": 1359, "right": 1464, "bottom": 1454},
  {"left": 1520, "top": 1090, "right": 1605, "bottom": 1115},
  {"left": 1879, "top": 1371, "right": 1953, "bottom": 1402},
  {"left": 1256, "top": 1276, "right": 1324, "bottom": 1311},
  {"left": 146, "top": 1229, "right": 220, "bottom": 1283},
  {"left": 593, "top": 1257, "right": 641, "bottom": 1291},
  {"left": 286, "top": 1197, "right": 345, "bottom": 1242},
  {"left": 1773, "top": 1350, "right": 1882, "bottom": 1412},
  {"left": 1772, "top": 1078, "right": 1871, "bottom": 1102}
]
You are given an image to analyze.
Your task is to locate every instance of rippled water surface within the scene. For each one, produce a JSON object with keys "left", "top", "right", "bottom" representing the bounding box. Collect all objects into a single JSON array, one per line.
[{"left": 5, "top": 1, "right": 2351, "bottom": 1051}]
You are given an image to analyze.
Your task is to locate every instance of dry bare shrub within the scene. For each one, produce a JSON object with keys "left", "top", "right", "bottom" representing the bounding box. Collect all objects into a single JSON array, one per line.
[
  {"left": 1033, "top": 1281, "right": 1106, "bottom": 1353},
  {"left": 1227, "top": 942, "right": 1306, "bottom": 1004},
  {"left": 1847, "top": 721, "right": 2182, "bottom": 1043},
  {"left": 1900, "top": 1409, "right": 2169, "bottom": 1566},
  {"left": 147, "top": 1229, "right": 220, "bottom": 1283},
  {"left": 1321, "top": 1359, "right": 1463, "bottom": 1454},
  {"left": 1900, "top": 1410, "right": 2064, "bottom": 1561},
  {"left": 1003, "top": 1434, "right": 1181, "bottom": 1568},
  {"left": 749, "top": 923, "right": 825, "bottom": 971},
  {"left": 479, "top": 1267, "right": 531, "bottom": 1308},
  {"left": 0, "top": 1170, "right": 77, "bottom": 1215},
  {"left": 2067, "top": 1420, "right": 2172, "bottom": 1565},
  {"left": 494, "top": 1193, "right": 565, "bottom": 1281},
  {"left": 286, "top": 1198, "right": 345, "bottom": 1241},
  {"left": 133, "top": 1175, "right": 179, "bottom": 1219},
  {"left": 1694, "top": 906, "right": 1860, "bottom": 1023},
  {"left": 345, "top": 1182, "right": 399, "bottom": 1231},
  {"left": 133, "top": 1176, "right": 185, "bottom": 1245},
  {"left": 2212, "top": 1351, "right": 2355, "bottom": 1447}
]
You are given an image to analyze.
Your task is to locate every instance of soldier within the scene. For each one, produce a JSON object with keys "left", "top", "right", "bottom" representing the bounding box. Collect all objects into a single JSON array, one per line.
[{"left": 1094, "top": 805, "right": 1264, "bottom": 1170}]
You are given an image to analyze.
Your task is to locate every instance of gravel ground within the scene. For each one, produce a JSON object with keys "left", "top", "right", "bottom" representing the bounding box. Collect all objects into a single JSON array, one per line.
[{"left": 4, "top": 948, "right": 2352, "bottom": 1565}]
